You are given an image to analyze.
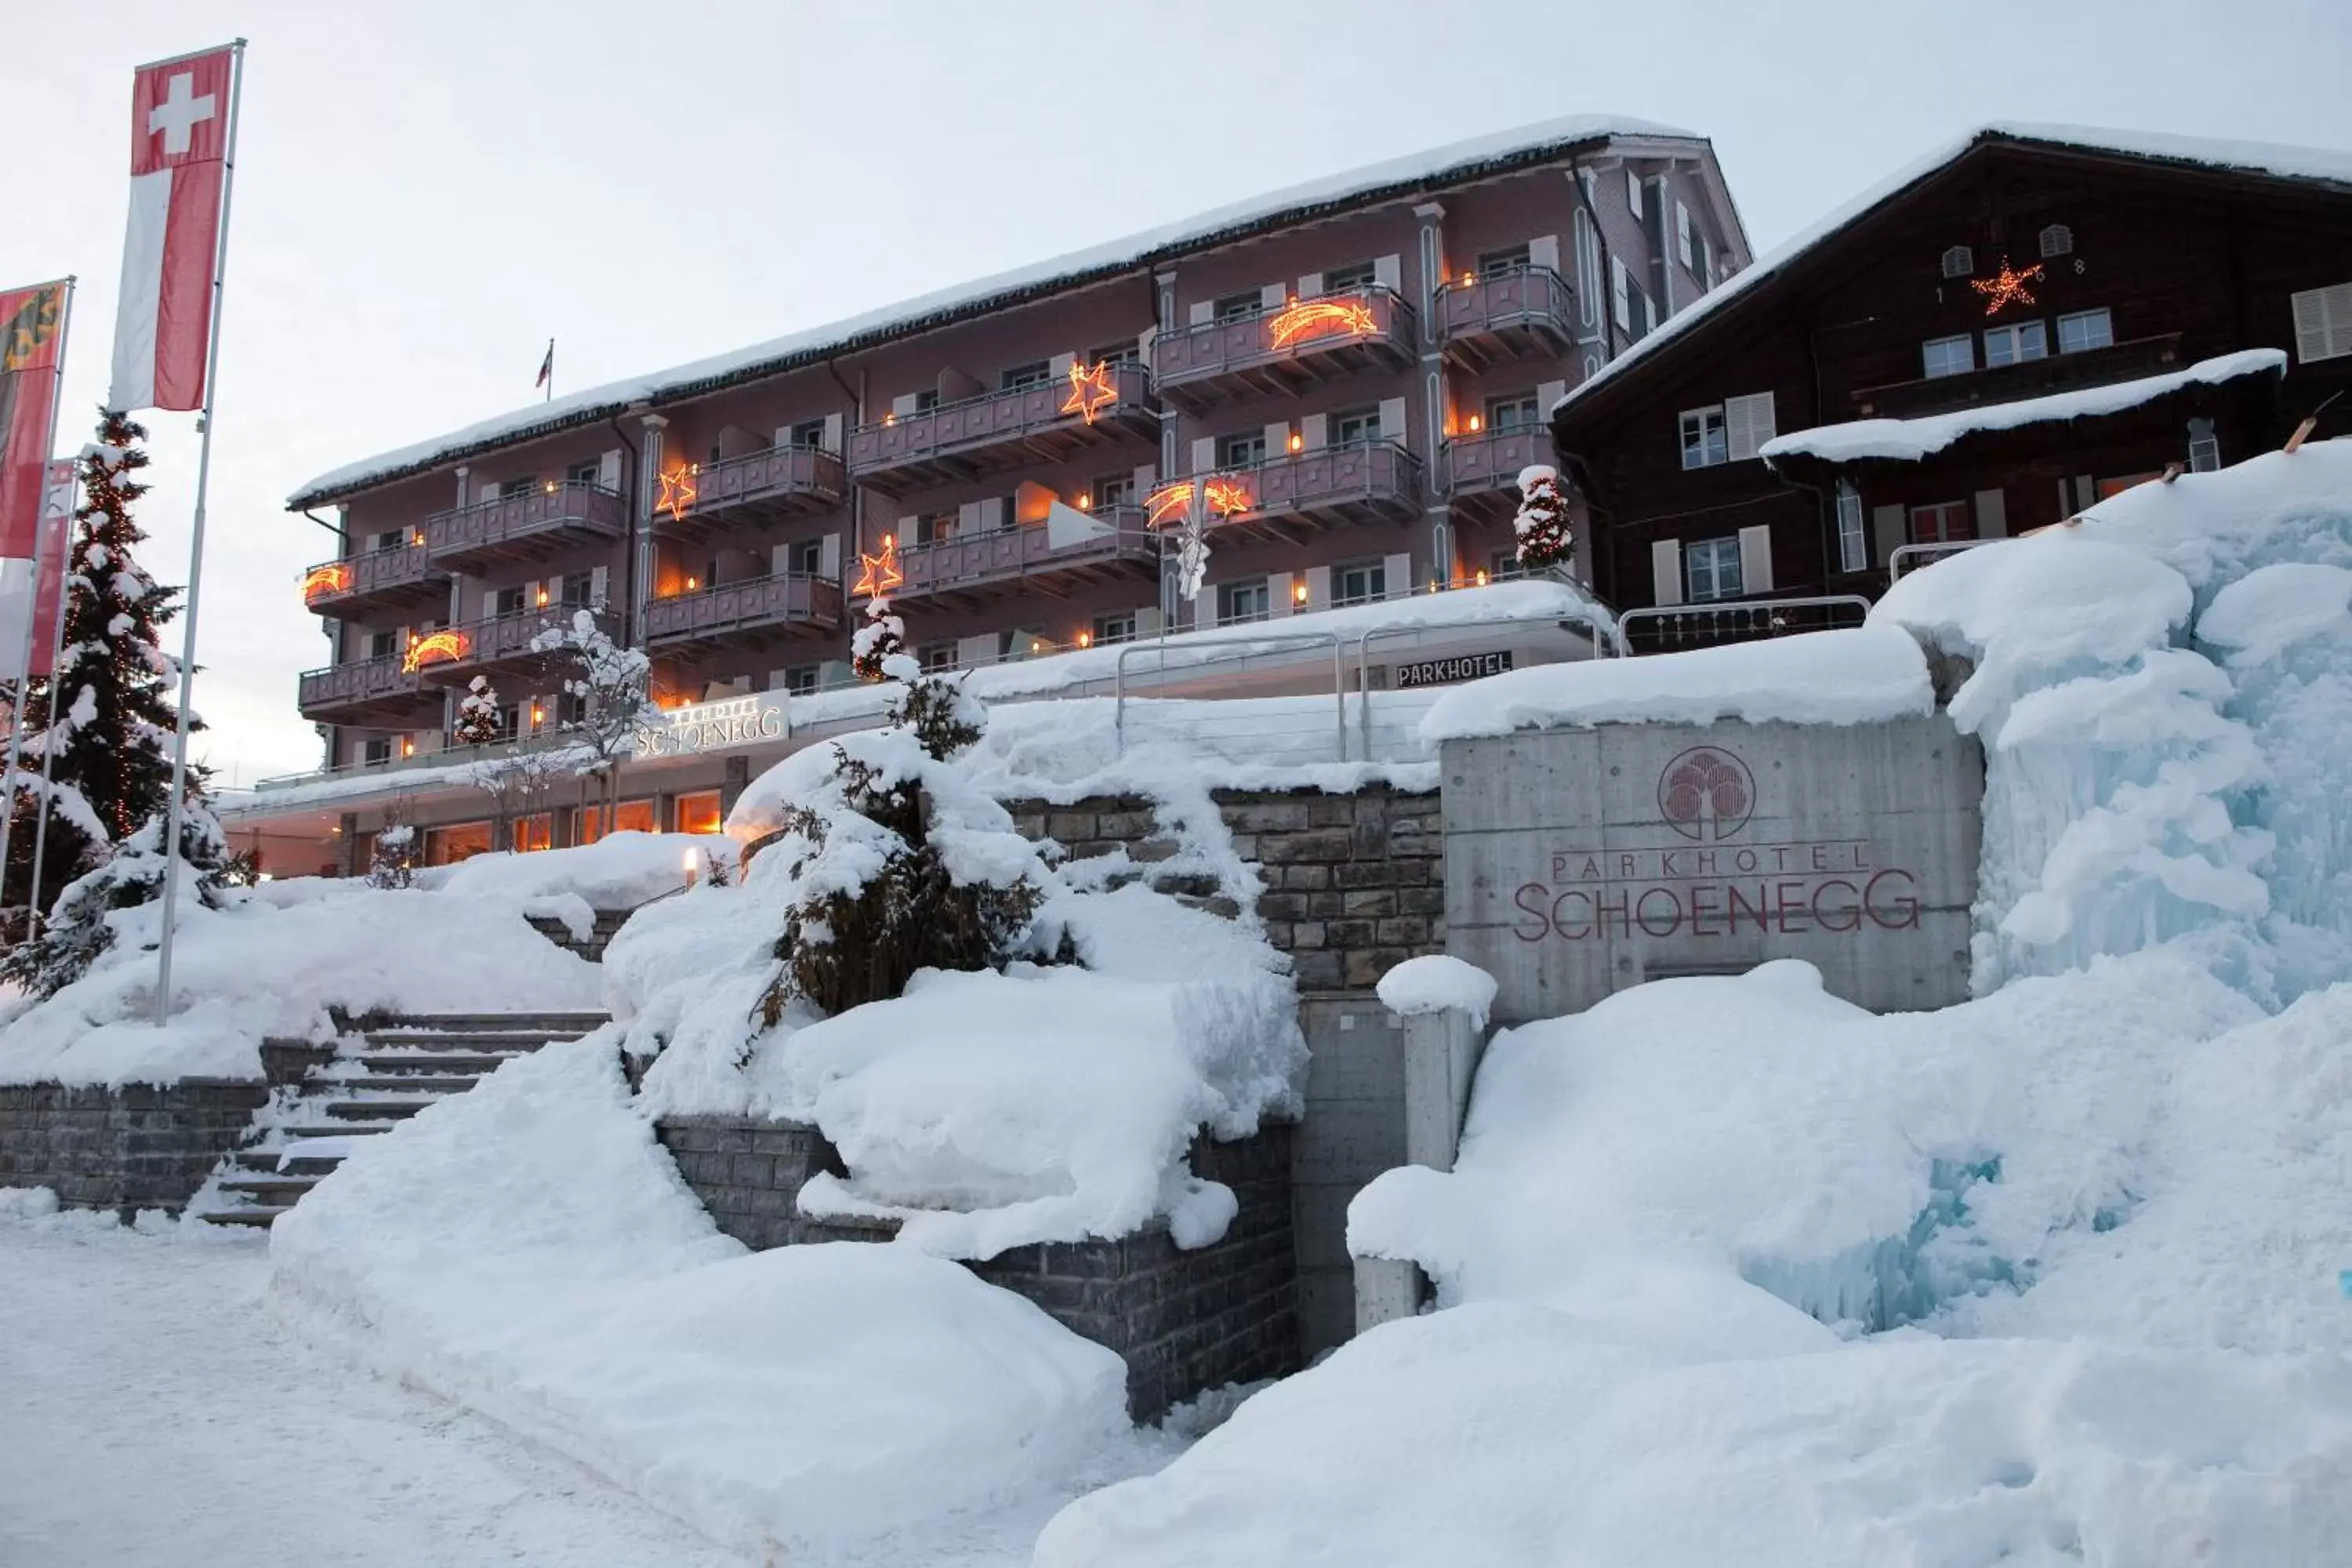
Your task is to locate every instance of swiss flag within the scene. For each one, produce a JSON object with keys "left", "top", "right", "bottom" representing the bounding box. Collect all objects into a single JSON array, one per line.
[{"left": 108, "top": 45, "right": 237, "bottom": 414}]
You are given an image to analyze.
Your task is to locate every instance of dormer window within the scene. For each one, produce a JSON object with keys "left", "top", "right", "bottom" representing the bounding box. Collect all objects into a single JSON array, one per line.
[{"left": 1940, "top": 245, "right": 1975, "bottom": 279}]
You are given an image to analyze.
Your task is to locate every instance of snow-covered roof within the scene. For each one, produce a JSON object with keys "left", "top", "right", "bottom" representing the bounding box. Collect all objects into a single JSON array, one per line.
[
  {"left": 1758, "top": 349, "right": 2288, "bottom": 467},
  {"left": 292, "top": 114, "right": 1703, "bottom": 509},
  {"left": 1552, "top": 123, "right": 2352, "bottom": 424}
]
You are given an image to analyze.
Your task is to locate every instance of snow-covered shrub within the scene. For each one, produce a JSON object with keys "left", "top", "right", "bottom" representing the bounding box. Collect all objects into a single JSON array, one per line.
[
  {"left": 849, "top": 596, "right": 904, "bottom": 681},
  {"left": 1511, "top": 463, "right": 1573, "bottom": 572},
  {"left": 0, "top": 803, "right": 231, "bottom": 999},
  {"left": 365, "top": 799, "right": 416, "bottom": 890},
  {"left": 453, "top": 673, "right": 500, "bottom": 745}
]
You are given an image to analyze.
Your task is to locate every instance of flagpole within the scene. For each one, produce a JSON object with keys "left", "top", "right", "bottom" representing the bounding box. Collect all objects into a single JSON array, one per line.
[
  {"left": 0, "top": 278, "right": 74, "bottom": 942},
  {"left": 153, "top": 39, "right": 245, "bottom": 1025},
  {"left": 28, "top": 451, "right": 83, "bottom": 936}
]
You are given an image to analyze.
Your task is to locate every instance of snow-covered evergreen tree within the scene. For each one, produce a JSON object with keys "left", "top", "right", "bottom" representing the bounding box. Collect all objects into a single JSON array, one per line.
[
  {"left": 454, "top": 674, "right": 501, "bottom": 746},
  {"left": 0, "top": 802, "right": 232, "bottom": 997},
  {"left": 366, "top": 797, "right": 418, "bottom": 890},
  {"left": 851, "top": 597, "right": 905, "bottom": 682},
  {"left": 1512, "top": 463, "right": 1576, "bottom": 573}
]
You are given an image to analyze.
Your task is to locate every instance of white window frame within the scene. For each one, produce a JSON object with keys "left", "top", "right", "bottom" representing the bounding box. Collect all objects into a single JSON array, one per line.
[
  {"left": 564, "top": 459, "right": 599, "bottom": 488},
  {"left": 1627, "top": 169, "right": 1643, "bottom": 217},
  {"left": 1090, "top": 473, "right": 1136, "bottom": 510},
  {"left": 1922, "top": 334, "right": 1975, "bottom": 379},
  {"left": 1486, "top": 392, "right": 1541, "bottom": 431},
  {"left": 2054, "top": 307, "right": 2114, "bottom": 356},
  {"left": 2290, "top": 282, "right": 2352, "bottom": 363},
  {"left": 1000, "top": 360, "right": 1052, "bottom": 391},
  {"left": 1610, "top": 256, "right": 1631, "bottom": 332},
  {"left": 786, "top": 537, "right": 823, "bottom": 575},
  {"left": 1334, "top": 558, "right": 1388, "bottom": 608},
  {"left": 1217, "top": 430, "right": 1268, "bottom": 468},
  {"left": 1685, "top": 535, "right": 1744, "bottom": 603},
  {"left": 1910, "top": 499, "right": 1973, "bottom": 546},
  {"left": 918, "top": 642, "right": 957, "bottom": 674},
  {"left": 1330, "top": 405, "right": 1382, "bottom": 447},
  {"left": 1675, "top": 202, "right": 1694, "bottom": 269},
  {"left": 2187, "top": 418, "right": 2221, "bottom": 474},
  {"left": 788, "top": 418, "right": 826, "bottom": 448},
  {"left": 781, "top": 666, "right": 819, "bottom": 695},
  {"left": 1983, "top": 320, "right": 2049, "bottom": 368},
  {"left": 1091, "top": 610, "right": 1138, "bottom": 646},
  {"left": 1218, "top": 578, "right": 1271, "bottom": 626},
  {"left": 1475, "top": 242, "right": 1531, "bottom": 278},
  {"left": 1323, "top": 259, "right": 1377, "bottom": 294},
  {"left": 1679, "top": 405, "right": 1728, "bottom": 470},
  {"left": 1214, "top": 291, "right": 1262, "bottom": 323},
  {"left": 1835, "top": 481, "right": 1867, "bottom": 574}
]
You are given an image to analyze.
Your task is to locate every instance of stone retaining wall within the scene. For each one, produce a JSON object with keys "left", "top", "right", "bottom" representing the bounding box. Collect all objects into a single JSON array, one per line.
[
  {"left": 656, "top": 1116, "right": 1298, "bottom": 1421},
  {"left": 0, "top": 1080, "right": 270, "bottom": 1214}
]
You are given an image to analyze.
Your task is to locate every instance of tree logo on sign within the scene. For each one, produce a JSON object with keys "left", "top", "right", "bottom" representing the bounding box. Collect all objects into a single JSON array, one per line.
[{"left": 1658, "top": 746, "right": 1755, "bottom": 841}]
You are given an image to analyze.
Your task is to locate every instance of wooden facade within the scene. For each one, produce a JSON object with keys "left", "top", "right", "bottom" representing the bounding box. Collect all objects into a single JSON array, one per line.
[{"left": 1550, "top": 130, "right": 2352, "bottom": 642}]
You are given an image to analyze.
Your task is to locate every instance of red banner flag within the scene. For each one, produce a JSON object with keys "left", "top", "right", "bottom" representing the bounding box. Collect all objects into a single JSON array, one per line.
[
  {"left": 0, "top": 281, "right": 67, "bottom": 561},
  {"left": 109, "top": 45, "right": 236, "bottom": 413}
]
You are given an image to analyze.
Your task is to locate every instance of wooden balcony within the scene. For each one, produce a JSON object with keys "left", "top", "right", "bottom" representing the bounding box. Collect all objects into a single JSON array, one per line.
[
  {"left": 299, "top": 539, "right": 443, "bottom": 615},
  {"left": 1151, "top": 288, "right": 1417, "bottom": 414},
  {"left": 663, "top": 444, "right": 847, "bottom": 538},
  {"left": 1849, "top": 332, "right": 2186, "bottom": 419},
  {"left": 1210, "top": 441, "right": 1422, "bottom": 543},
  {"left": 895, "top": 506, "right": 1158, "bottom": 607},
  {"left": 646, "top": 572, "right": 844, "bottom": 654},
  {"left": 424, "top": 481, "right": 627, "bottom": 571},
  {"left": 847, "top": 363, "right": 1155, "bottom": 498},
  {"left": 1441, "top": 427, "right": 1552, "bottom": 522},
  {"left": 296, "top": 653, "right": 435, "bottom": 724},
  {"left": 1434, "top": 266, "right": 1575, "bottom": 369}
]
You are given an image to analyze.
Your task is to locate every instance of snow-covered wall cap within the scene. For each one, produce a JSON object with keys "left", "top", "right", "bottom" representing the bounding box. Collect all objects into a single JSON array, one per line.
[
  {"left": 1377, "top": 955, "right": 1498, "bottom": 1029},
  {"left": 1758, "top": 350, "right": 2287, "bottom": 466},
  {"left": 1419, "top": 622, "right": 1936, "bottom": 742},
  {"left": 1552, "top": 123, "right": 2352, "bottom": 422},
  {"left": 292, "top": 114, "right": 1699, "bottom": 509}
]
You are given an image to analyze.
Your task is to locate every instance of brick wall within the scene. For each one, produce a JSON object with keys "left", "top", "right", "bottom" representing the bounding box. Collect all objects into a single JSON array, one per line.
[
  {"left": 656, "top": 1115, "right": 1298, "bottom": 1422},
  {"left": 0, "top": 1080, "right": 270, "bottom": 1214}
]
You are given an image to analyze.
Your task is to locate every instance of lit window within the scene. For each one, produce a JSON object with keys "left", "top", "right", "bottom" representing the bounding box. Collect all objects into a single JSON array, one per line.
[
  {"left": 1091, "top": 611, "right": 1138, "bottom": 647},
  {"left": 1218, "top": 579, "right": 1270, "bottom": 626},
  {"left": 1983, "top": 321, "right": 2049, "bottom": 367},
  {"left": 2057, "top": 308, "right": 2114, "bottom": 354},
  {"left": 1331, "top": 405, "right": 1382, "bottom": 447},
  {"left": 1217, "top": 430, "right": 1268, "bottom": 468},
  {"left": 1835, "top": 481, "right": 1867, "bottom": 574},
  {"left": 1922, "top": 335, "right": 1975, "bottom": 379},
  {"left": 2290, "top": 283, "right": 2352, "bottom": 364},
  {"left": 1685, "top": 536, "right": 1744, "bottom": 602},
  {"left": 674, "top": 791, "right": 724, "bottom": 835},
  {"left": 1910, "top": 500, "right": 1974, "bottom": 545},
  {"left": 1679, "top": 406, "right": 1730, "bottom": 470},
  {"left": 1335, "top": 559, "right": 1388, "bottom": 607}
]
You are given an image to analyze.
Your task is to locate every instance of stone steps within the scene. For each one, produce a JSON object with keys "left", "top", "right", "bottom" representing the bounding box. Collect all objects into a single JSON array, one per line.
[{"left": 524, "top": 911, "right": 634, "bottom": 962}]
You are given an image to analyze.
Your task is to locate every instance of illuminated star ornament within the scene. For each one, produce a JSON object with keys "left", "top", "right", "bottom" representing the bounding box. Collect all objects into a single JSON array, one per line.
[
  {"left": 1143, "top": 476, "right": 1254, "bottom": 528},
  {"left": 300, "top": 563, "right": 352, "bottom": 601},
  {"left": 1267, "top": 297, "right": 1378, "bottom": 350},
  {"left": 1059, "top": 358, "right": 1119, "bottom": 424},
  {"left": 1969, "top": 258, "right": 2044, "bottom": 317},
  {"left": 656, "top": 460, "right": 699, "bottom": 522},
  {"left": 402, "top": 629, "right": 469, "bottom": 673},
  {"left": 854, "top": 532, "right": 904, "bottom": 599}
]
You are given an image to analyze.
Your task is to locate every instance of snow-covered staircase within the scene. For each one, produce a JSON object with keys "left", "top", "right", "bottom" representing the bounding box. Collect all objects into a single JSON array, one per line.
[{"left": 196, "top": 1011, "right": 609, "bottom": 1228}]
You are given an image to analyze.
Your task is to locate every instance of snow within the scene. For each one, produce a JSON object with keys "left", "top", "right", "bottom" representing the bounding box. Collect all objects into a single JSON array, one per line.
[
  {"left": 1374, "top": 954, "right": 1496, "bottom": 1027},
  {"left": 2198, "top": 561, "right": 2352, "bottom": 668},
  {"left": 1418, "top": 622, "right": 1933, "bottom": 741},
  {"left": 292, "top": 117, "right": 1694, "bottom": 506},
  {"left": 1757, "top": 349, "right": 2288, "bottom": 466},
  {"left": 270, "top": 1032, "right": 1156, "bottom": 1560},
  {"left": 434, "top": 829, "right": 719, "bottom": 907}
]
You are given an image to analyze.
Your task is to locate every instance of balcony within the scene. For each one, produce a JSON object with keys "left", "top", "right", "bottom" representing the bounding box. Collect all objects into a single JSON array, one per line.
[
  {"left": 646, "top": 572, "right": 845, "bottom": 654},
  {"left": 296, "top": 653, "right": 434, "bottom": 724},
  {"left": 662, "top": 444, "right": 847, "bottom": 537},
  {"left": 1152, "top": 288, "right": 1418, "bottom": 414},
  {"left": 895, "top": 506, "right": 1159, "bottom": 607},
  {"left": 1434, "top": 266, "right": 1576, "bottom": 369},
  {"left": 1441, "top": 426, "right": 1552, "bottom": 521},
  {"left": 299, "top": 539, "right": 443, "bottom": 615},
  {"left": 1207, "top": 441, "right": 1421, "bottom": 542},
  {"left": 847, "top": 362, "right": 1155, "bottom": 498},
  {"left": 1850, "top": 332, "right": 2186, "bottom": 419},
  {"left": 424, "top": 481, "right": 627, "bottom": 571},
  {"left": 399, "top": 605, "right": 622, "bottom": 684}
]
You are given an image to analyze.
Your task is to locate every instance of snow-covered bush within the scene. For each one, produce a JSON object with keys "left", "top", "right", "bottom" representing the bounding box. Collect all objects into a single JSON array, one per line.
[
  {"left": 1510, "top": 463, "right": 1573, "bottom": 572},
  {"left": 849, "top": 596, "right": 904, "bottom": 681},
  {"left": 0, "top": 803, "right": 232, "bottom": 999},
  {"left": 453, "top": 673, "right": 500, "bottom": 745},
  {"left": 365, "top": 799, "right": 416, "bottom": 890}
]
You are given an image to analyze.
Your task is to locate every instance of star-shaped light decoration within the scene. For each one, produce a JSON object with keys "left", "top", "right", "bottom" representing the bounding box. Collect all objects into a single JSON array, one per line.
[
  {"left": 1267, "top": 297, "right": 1379, "bottom": 350},
  {"left": 656, "top": 460, "right": 699, "bottom": 522},
  {"left": 854, "top": 532, "right": 904, "bottom": 599},
  {"left": 1968, "top": 257, "right": 2044, "bottom": 317},
  {"left": 1143, "top": 476, "right": 1255, "bottom": 528},
  {"left": 1059, "top": 357, "right": 1119, "bottom": 424}
]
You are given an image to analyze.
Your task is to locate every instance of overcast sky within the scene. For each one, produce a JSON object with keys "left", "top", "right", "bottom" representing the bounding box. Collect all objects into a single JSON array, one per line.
[{"left": 4, "top": 0, "right": 2347, "bottom": 785}]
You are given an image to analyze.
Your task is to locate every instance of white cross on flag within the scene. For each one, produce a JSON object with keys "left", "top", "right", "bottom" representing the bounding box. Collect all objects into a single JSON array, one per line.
[{"left": 109, "top": 45, "right": 236, "bottom": 413}]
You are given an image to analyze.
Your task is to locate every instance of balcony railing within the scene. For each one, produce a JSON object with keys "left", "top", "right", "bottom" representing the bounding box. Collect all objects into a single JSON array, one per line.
[
  {"left": 1850, "top": 332, "right": 2186, "bottom": 419},
  {"left": 296, "top": 652, "right": 430, "bottom": 718},
  {"left": 301, "top": 539, "right": 441, "bottom": 613},
  {"left": 895, "top": 506, "right": 1157, "bottom": 602},
  {"left": 848, "top": 362, "right": 1155, "bottom": 496},
  {"left": 1433, "top": 265, "right": 1575, "bottom": 367},
  {"left": 1213, "top": 441, "right": 1421, "bottom": 534},
  {"left": 1152, "top": 287, "right": 1417, "bottom": 412},
  {"left": 666, "top": 444, "right": 847, "bottom": 532},
  {"left": 424, "top": 481, "right": 627, "bottom": 568},
  {"left": 646, "top": 572, "right": 844, "bottom": 648},
  {"left": 1442, "top": 426, "right": 1552, "bottom": 503}
]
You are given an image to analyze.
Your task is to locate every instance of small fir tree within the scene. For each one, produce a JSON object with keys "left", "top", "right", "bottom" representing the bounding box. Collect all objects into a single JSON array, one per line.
[
  {"left": 1, "top": 800, "right": 232, "bottom": 998},
  {"left": 1512, "top": 463, "right": 1576, "bottom": 573},
  {"left": 366, "top": 797, "right": 418, "bottom": 889},
  {"left": 851, "top": 597, "right": 905, "bottom": 682},
  {"left": 454, "top": 675, "right": 501, "bottom": 746}
]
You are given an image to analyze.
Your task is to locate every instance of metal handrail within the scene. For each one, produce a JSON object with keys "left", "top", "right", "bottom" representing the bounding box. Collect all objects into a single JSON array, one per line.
[
  {"left": 427, "top": 477, "right": 619, "bottom": 526},
  {"left": 849, "top": 358, "right": 1152, "bottom": 443},
  {"left": 1887, "top": 539, "right": 1992, "bottom": 581},
  {"left": 1610, "top": 593, "right": 1873, "bottom": 656},
  {"left": 1112, "top": 631, "right": 1348, "bottom": 758},
  {"left": 1350, "top": 602, "right": 1614, "bottom": 761}
]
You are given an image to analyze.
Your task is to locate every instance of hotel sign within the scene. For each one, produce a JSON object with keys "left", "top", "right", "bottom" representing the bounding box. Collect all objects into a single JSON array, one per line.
[
  {"left": 634, "top": 691, "right": 789, "bottom": 759},
  {"left": 1395, "top": 649, "right": 1512, "bottom": 689}
]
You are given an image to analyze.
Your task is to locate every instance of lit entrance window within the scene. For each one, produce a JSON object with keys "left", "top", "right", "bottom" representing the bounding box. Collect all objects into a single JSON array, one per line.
[{"left": 674, "top": 791, "right": 724, "bottom": 836}]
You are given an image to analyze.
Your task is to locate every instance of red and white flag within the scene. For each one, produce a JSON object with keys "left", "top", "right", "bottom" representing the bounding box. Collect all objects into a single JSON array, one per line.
[
  {"left": 0, "top": 463, "right": 76, "bottom": 684},
  {"left": 109, "top": 45, "right": 237, "bottom": 414}
]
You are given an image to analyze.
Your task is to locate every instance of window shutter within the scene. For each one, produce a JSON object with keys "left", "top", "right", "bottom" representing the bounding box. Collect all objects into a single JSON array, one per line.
[
  {"left": 890, "top": 391, "right": 920, "bottom": 418},
  {"left": 1300, "top": 412, "right": 1327, "bottom": 451},
  {"left": 1642, "top": 294, "right": 1659, "bottom": 336},
  {"left": 1536, "top": 379, "right": 1567, "bottom": 413},
  {"left": 819, "top": 533, "right": 841, "bottom": 576},
  {"left": 477, "top": 477, "right": 500, "bottom": 503},
  {"left": 1190, "top": 436, "right": 1217, "bottom": 474},
  {"left": 957, "top": 500, "right": 989, "bottom": 534},
  {"left": 1373, "top": 254, "right": 1403, "bottom": 292},
  {"left": 590, "top": 566, "right": 609, "bottom": 605},
  {"left": 1268, "top": 572, "right": 1294, "bottom": 618},
  {"left": 1134, "top": 606, "right": 1164, "bottom": 637},
  {"left": 956, "top": 634, "right": 996, "bottom": 670},
  {"left": 822, "top": 413, "right": 843, "bottom": 452},
  {"left": 1627, "top": 169, "right": 1643, "bottom": 216},
  {"left": 1611, "top": 257, "right": 1631, "bottom": 330},
  {"left": 1187, "top": 299, "right": 1214, "bottom": 327},
  {"left": 1724, "top": 392, "right": 1777, "bottom": 461},
  {"left": 1650, "top": 539, "right": 1683, "bottom": 606},
  {"left": 1132, "top": 462, "right": 1157, "bottom": 497},
  {"left": 1529, "top": 234, "right": 1560, "bottom": 274},
  {"left": 1048, "top": 351, "right": 1076, "bottom": 379},
  {"left": 1973, "top": 488, "right": 2009, "bottom": 539},
  {"left": 1675, "top": 204, "right": 1693, "bottom": 267},
  {"left": 1301, "top": 564, "right": 1330, "bottom": 610},
  {"left": 1871, "top": 505, "right": 1907, "bottom": 566},
  {"left": 1264, "top": 422, "right": 1291, "bottom": 458},
  {"left": 1297, "top": 271, "right": 1323, "bottom": 299},
  {"left": 597, "top": 448, "right": 621, "bottom": 490},
  {"left": 1383, "top": 552, "right": 1413, "bottom": 600},
  {"left": 1377, "top": 397, "right": 1407, "bottom": 442},
  {"left": 1737, "top": 525, "right": 1773, "bottom": 593},
  {"left": 2291, "top": 283, "right": 2352, "bottom": 363},
  {"left": 1260, "top": 282, "right": 1288, "bottom": 311},
  {"left": 771, "top": 542, "right": 792, "bottom": 577},
  {"left": 895, "top": 514, "right": 920, "bottom": 547}
]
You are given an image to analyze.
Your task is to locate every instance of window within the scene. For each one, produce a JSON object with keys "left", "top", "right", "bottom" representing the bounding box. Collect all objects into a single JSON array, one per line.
[
  {"left": 561, "top": 570, "right": 593, "bottom": 607},
  {"left": 1685, "top": 536, "right": 1744, "bottom": 602},
  {"left": 1323, "top": 259, "right": 1377, "bottom": 293},
  {"left": 1091, "top": 611, "right": 1137, "bottom": 646},
  {"left": 558, "top": 691, "right": 588, "bottom": 727},
  {"left": 514, "top": 814, "right": 554, "bottom": 854},
  {"left": 915, "top": 511, "right": 957, "bottom": 546},
  {"left": 1910, "top": 500, "right": 1973, "bottom": 545},
  {"left": 1334, "top": 559, "right": 1388, "bottom": 606},
  {"left": 1675, "top": 202, "right": 1694, "bottom": 269},
  {"left": 789, "top": 418, "right": 826, "bottom": 448},
  {"left": 1983, "top": 320, "right": 2049, "bottom": 367},
  {"left": 2291, "top": 282, "right": 2352, "bottom": 363},
  {"left": 499, "top": 476, "right": 542, "bottom": 499},
  {"left": 495, "top": 702, "right": 521, "bottom": 739},
  {"left": 573, "top": 801, "right": 654, "bottom": 847},
  {"left": 424, "top": 822, "right": 495, "bottom": 866},
  {"left": 1000, "top": 359, "right": 1052, "bottom": 390},
  {"left": 1627, "top": 169, "right": 1643, "bottom": 217},
  {"left": 368, "top": 528, "right": 407, "bottom": 553},
  {"left": 565, "top": 459, "right": 600, "bottom": 488},
  {"left": 366, "top": 629, "right": 398, "bottom": 659},
  {"left": 674, "top": 791, "right": 724, "bottom": 836},
  {"left": 1940, "top": 245, "right": 1975, "bottom": 280},
  {"left": 1922, "top": 335, "right": 1975, "bottom": 379},
  {"left": 1090, "top": 473, "right": 1135, "bottom": 510},
  {"left": 2057, "top": 308, "right": 2114, "bottom": 354},
  {"left": 1331, "top": 405, "right": 1382, "bottom": 446},
  {"left": 1475, "top": 243, "right": 1530, "bottom": 278},
  {"left": 2187, "top": 417, "right": 2221, "bottom": 474},
  {"left": 779, "top": 666, "right": 819, "bottom": 695},
  {"left": 1679, "top": 406, "right": 1729, "bottom": 470},
  {"left": 361, "top": 737, "right": 394, "bottom": 767},
  {"left": 786, "top": 537, "right": 823, "bottom": 575},
  {"left": 918, "top": 642, "right": 956, "bottom": 674},
  {"left": 1217, "top": 430, "right": 1267, "bottom": 468},
  {"left": 1641, "top": 292, "right": 1658, "bottom": 337},
  {"left": 492, "top": 584, "right": 526, "bottom": 617},
  {"left": 1835, "top": 481, "right": 1867, "bottom": 574},
  {"left": 1218, "top": 579, "right": 1270, "bottom": 626},
  {"left": 2038, "top": 224, "right": 2074, "bottom": 259},
  {"left": 1486, "top": 393, "right": 1541, "bottom": 432},
  {"left": 1698, "top": 234, "right": 1714, "bottom": 289},
  {"left": 1486, "top": 547, "right": 1521, "bottom": 583},
  {"left": 1087, "top": 339, "right": 1142, "bottom": 368},
  {"left": 1610, "top": 256, "right": 1631, "bottom": 332},
  {"left": 1214, "top": 291, "right": 1262, "bottom": 323}
]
